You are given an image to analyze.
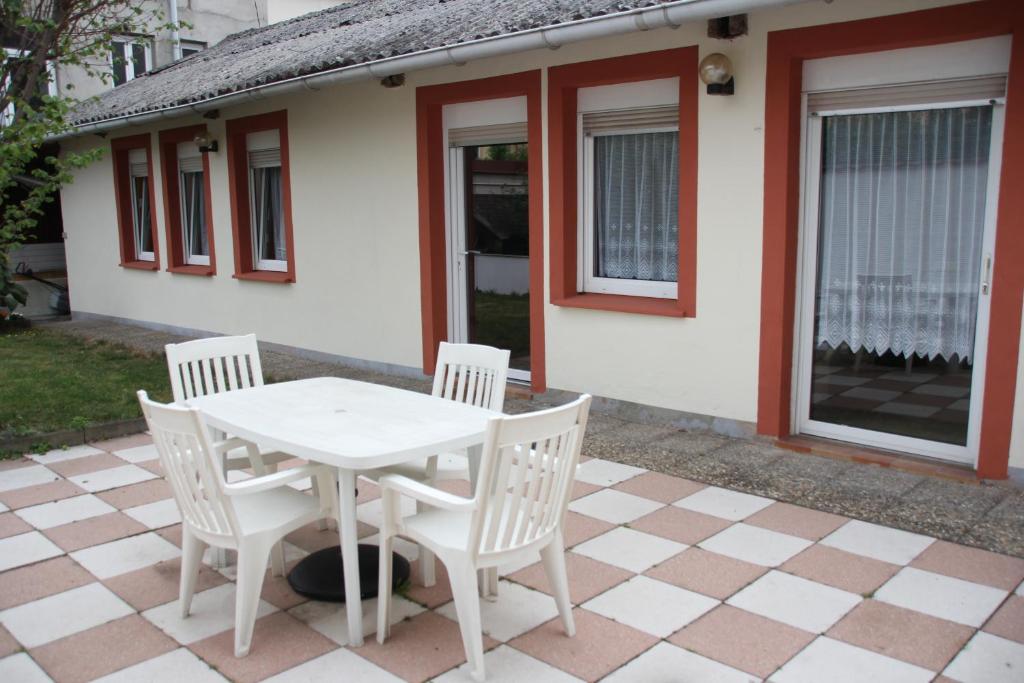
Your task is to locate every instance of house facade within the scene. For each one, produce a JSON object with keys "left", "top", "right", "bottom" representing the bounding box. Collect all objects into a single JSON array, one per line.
[{"left": 55, "top": 0, "right": 1024, "bottom": 480}]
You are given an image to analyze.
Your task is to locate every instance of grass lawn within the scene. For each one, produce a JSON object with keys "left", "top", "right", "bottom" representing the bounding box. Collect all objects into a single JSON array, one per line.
[
  {"left": 472, "top": 290, "right": 530, "bottom": 363},
  {"left": 0, "top": 328, "right": 171, "bottom": 439}
]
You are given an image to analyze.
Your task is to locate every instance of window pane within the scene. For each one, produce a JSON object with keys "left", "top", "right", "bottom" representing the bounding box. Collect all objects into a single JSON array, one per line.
[
  {"left": 180, "top": 170, "right": 207, "bottom": 257},
  {"left": 132, "top": 175, "right": 152, "bottom": 254},
  {"left": 111, "top": 45, "right": 127, "bottom": 86},
  {"left": 131, "top": 43, "right": 147, "bottom": 78},
  {"left": 251, "top": 166, "right": 285, "bottom": 263},
  {"left": 593, "top": 131, "right": 679, "bottom": 282}
]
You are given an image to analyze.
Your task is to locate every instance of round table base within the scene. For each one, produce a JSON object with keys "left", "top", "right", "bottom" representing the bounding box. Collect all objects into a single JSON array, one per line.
[{"left": 287, "top": 544, "right": 411, "bottom": 603}]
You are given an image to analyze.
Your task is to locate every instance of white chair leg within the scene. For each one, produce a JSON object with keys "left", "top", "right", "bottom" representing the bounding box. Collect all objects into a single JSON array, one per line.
[
  {"left": 376, "top": 531, "right": 395, "bottom": 644},
  {"left": 180, "top": 527, "right": 207, "bottom": 618},
  {"left": 449, "top": 560, "right": 486, "bottom": 682},
  {"left": 234, "top": 537, "right": 274, "bottom": 657},
  {"left": 314, "top": 476, "right": 328, "bottom": 531},
  {"left": 270, "top": 540, "right": 286, "bottom": 577},
  {"left": 416, "top": 500, "right": 437, "bottom": 587},
  {"left": 539, "top": 534, "right": 574, "bottom": 637}
]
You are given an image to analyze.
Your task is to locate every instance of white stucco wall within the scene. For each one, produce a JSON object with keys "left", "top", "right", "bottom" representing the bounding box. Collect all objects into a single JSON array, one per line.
[{"left": 60, "top": 0, "right": 978, "bottom": 427}]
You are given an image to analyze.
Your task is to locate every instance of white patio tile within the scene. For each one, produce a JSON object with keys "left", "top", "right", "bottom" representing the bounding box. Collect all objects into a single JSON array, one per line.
[
  {"left": 874, "top": 566, "right": 1007, "bottom": 627},
  {"left": 436, "top": 645, "right": 583, "bottom": 683},
  {"left": 567, "top": 488, "right": 663, "bottom": 525},
  {"left": 604, "top": 642, "right": 759, "bottom": 683},
  {"left": 93, "top": 648, "right": 227, "bottom": 683},
  {"left": 0, "top": 653, "right": 53, "bottom": 682},
  {"left": 582, "top": 575, "right": 718, "bottom": 638},
  {"left": 943, "top": 632, "right": 1024, "bottom": 683},
  {"left": 770, "top": 637, "right": 933, "bottom": 683},
  {"left": 674, "top": 486, "right": 774, "bottom": 521},
  {"left": 572, "top": 527, "right": 686, "bottom": 573},
  {"left": 264, "top": 648, "right": 403, "bottom": 682},
  {"left": 0, "top": 583, "right": 133, "bottom": 648},
  {"left": 70, "top": 531, "right": 180, "bottom": 579},
  {"left": 0, "top": 531, "right": 63, "bottom": 572},
  {"left": 356, "top": 496, "right": 416, "bottom": 529},
  {"left": 698, "top": 523, "right": 813, "bottom": 567},
  {"left": 0, "top": 501, "right": 7, "bottom": 513},
  {"left": 727, "top": 570, "right": 861, "bottom": 633},
  {"left": 287, "top": 594, "right": 423, "bottom": 646},
  {"left": 28, "top": 444, "right": 104, "bottom": 465},
  {"left": 142, "top": 583, "right": 276, "bottom": 644},
  {"left": 111, "top": 444, "right": 159, "bottom": 464},
  {"left": 819, "top": 520, "right": 933, "bottom": 565},
  {"left": 215, "top": 542, "right": 307, "bottom": 580},
  {"left": 574, "top": 458, "right": 645, "bottom": 487},
  {"left": 123, "top": 498, "right": 181, "bottom": 529},
  {"left": 15, "top": 493, "right": 116, "bottom": 529},
  {"left": 68, "top": 464, "right": 157, "bottom": 493},
  {"left": 498, "top": 552, "right": 540, "bottom": 576},
  {"left": 437, "top": 580, "right": 558, "bottom": 642},
  {"left": 0, "top": 464, "right": 60, "bottom": 492}
]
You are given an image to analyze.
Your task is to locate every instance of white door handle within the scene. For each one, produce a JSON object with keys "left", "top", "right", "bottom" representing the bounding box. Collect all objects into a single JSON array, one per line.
[{"left": 981, "top": 254, "right": 992, "bottom": 295}]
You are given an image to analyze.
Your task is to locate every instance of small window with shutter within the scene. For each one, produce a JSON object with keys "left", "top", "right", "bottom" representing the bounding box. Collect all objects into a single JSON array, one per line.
[{"left": 127, "top": 148, "right": 154, "bottom": 261}]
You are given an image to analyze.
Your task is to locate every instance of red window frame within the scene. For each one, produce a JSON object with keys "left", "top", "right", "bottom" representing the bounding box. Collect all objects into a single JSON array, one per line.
[
  {"left": 548, "top": 47, "right": 699, "bottom": 318},
  {"left": 159, "top": 125, "right": 216, "bottom": 276},
  {"left": 110, "top": 133, "right": 160, "bottom": 270},
  {"left": 224, "top": 110, "right": 296, "bottom": 283}
]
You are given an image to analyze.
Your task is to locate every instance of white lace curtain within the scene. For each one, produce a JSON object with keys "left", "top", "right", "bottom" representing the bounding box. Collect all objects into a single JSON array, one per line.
[
  {"left": 252, "top": 166, "right": 285, "bottom": 262},
  {"left": 181, "top": 170, "right": 207, "bottom": 257},
  {"left": 815, "top": 106, "right": 992, "bottom": 362},
  {"left": 131, "top": 175, "right": 152, "bottom": 254},
  {"left": 593, "top": 131, "right": 679, "bottom": 282}
]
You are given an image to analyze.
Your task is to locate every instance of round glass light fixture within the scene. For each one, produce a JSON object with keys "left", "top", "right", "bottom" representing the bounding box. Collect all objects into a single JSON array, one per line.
[{"left": 698, "top": 53, "right": 733, "bottom": 85}]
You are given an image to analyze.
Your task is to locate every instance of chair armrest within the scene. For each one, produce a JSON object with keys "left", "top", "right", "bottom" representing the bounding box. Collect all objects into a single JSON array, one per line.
[
  {"left": 223, "top": 464, "right": 332, "bottom": 496},
  {"left": 378, "top": 474, "right": 475, "bottom": 513},
  {"left": 212, "top": 437, "right": 253, "bottom": 456}
]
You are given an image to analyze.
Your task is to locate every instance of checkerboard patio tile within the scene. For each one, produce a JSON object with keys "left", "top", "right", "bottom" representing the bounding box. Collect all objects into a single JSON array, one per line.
[{"left": 1, "top": 434, "right": 1022, "bottom": 681}]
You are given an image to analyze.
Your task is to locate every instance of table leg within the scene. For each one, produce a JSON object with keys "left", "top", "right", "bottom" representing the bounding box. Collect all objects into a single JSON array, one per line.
[{"left": 337, "top": 468, "right": 364, "bottom": 646}]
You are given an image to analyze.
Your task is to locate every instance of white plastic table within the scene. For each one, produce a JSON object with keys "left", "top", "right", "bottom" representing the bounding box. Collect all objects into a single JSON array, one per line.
[{"left": 188, "top": 376, "right": 497, "bottom": 645}]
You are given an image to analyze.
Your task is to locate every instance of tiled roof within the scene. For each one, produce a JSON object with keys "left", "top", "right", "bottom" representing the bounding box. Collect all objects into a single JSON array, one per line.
[{"left": 68, "top": 0, "right": 686, "bottom": 126}]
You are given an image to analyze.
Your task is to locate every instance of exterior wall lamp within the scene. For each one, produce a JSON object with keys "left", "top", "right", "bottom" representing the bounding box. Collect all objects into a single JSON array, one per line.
[
  {"left": 699, "top": 53, "right": 734, "bottom": 95},
  {"left": 193, "top": 132, "right": 218, "bottom": 153}
]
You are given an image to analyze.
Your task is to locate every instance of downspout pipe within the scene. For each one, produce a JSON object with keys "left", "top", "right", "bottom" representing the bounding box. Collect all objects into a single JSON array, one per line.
[
  {"left": 60, "top": 0, "right": 802, "bottom": 138},
  {"left": 168, "top": 0, "right": 182, "bottom": 62}
]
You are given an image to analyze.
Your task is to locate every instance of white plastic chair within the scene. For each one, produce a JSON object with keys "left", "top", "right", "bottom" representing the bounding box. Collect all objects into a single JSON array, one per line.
[
  {"left": 165, "top": 334, "right": 293, "bottom": 475},
  {"left": 364, "top": 341, "right": 510, "bottom": 586},
  {"left": 376, "top": 395, "right": 591, "bottom": 682},
  {"left": 138, "top": 391, "right": 337, "bottom": 658}
]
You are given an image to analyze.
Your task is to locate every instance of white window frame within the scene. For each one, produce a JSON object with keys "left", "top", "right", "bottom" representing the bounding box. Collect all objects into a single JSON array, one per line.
[
  {"left": 179, "top": 40, "right": 205, "bottom": 58},
  {"left": 110, "top": 36, "right": 152, "bottom": 87},
  {"left": 177, "top": 142, "right": 208, "bottom": 266},
  {"left": 128, "top": 148, "right": 154, "bottom": 262},
  {"left": 246, "top": 130, "right": 286, "bottom": 273},
  {"left": 575, "top": 78, "right": 680, "bottom": 299}
]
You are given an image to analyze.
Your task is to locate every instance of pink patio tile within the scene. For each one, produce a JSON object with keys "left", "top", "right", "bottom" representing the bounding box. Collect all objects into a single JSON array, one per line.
[
  {"left": 0, "top": 457, "right": 34, "bottom": 472},
  {"left": 29, "top": 614, "right": 176, "bottom": 683},
  {"left": 189, "top": 611, "right": 337, "bottom": 683},
  {"left": 571, "top": 481, "right": 602, "bottom": 501},
  {"left": 646, "top": 547, "right": 767, "bottom": 600},
  {"left": 43, "top": 511, "right": 147, "bottom": 553},
  {"left": 406, "top": 558, "right": 454, "bottom": 608},
  {"left": 982, "top": 595, "right": 1024, "bottom": 644},
  {"left": 0, "top": 624, "right": 19, "bottom": 658},
  {"left": 47, "top": 453, "right": 127, "bottom": 478},
  {"left": 910, "top": 540, "right": 1024, "bottom": 591},
  {"left": 436, "top": 479, "right": 472, "bottom": 498},
  {"left": 781, "top": 544, "right": 900, "bottom": 596},
  {"left": 0, "top": 479, "right": 85, "bottom": 510},
  {"left": 357, "top": 611, "right": 500, "bottom": 683},
  {"left": 103, "top": 557, "right": 228, "bottom": 611},
  {"left": 96, "top": 478, "right": 172, "bottom": 510},
  {"left": 155, "top": 523, "right": 184, "bottom": 547},
  {"left": 139, "top": 459, "right": 164, "bottom": 476},
  {"left": 563, "top": 511, "right": 615, "bottom": 549},
  {"left": 0, "top": 556, "right": 94, "bottom": 610},
  {"left": 509, "top": 552, "right": 632, "bottom": 604},
  {"left": 612, "top": 471, "right": 704, "bottom": 504},
  {"left": 827, "top": 599, "right": 973, "bottom": 671},
  {"left": 260, "top": 563, "right": 308, "bottom": 610},
  {"left": 745, "top": 502, "right": 848, "bottom": 541},
  {"left": 357, "top": 478, "right": 382, "bottom": 504},
  {"left": 89, "top": 432, "right": 152, "bottom": 453},
  {"left": 509, "top": 608, "right": 658, "bottom": 682},
  {"left": 669, "top": 604, "right": 814, "bottom": 679},
  {"left": 0, "top": 512, "right": 32, "bottom": 539},
  {"left": 630, "top": 506, "right": 731, "bottom": 545}
]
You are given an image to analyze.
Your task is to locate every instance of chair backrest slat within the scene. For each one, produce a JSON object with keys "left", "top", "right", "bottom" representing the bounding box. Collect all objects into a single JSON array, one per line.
[
  {"left": 432, "top": 342, "right": 510, "bottom": 413},
  {"left": 139, "top": 391, "right": 240, "bottom": 540},
  {"left": 469, "top": 395, "right": 591, "bottom": 560},
  {"left": 166, "top": 334, "right": 264, "bottom": 404}
]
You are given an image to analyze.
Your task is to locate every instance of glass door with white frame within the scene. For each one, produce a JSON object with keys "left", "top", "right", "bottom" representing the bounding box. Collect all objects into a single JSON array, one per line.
[
  {"left": 796, "top": 101, "right": 1002, "bottom": 464},
  {"left": 448, "top": 142, "right": 531, "bottom": 382}
]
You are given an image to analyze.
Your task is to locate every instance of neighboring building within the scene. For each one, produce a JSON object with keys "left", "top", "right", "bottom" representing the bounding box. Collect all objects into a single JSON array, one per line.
[
  {"left": 56, "top": 0, "right": 1024, "bottom": 482},
  {"left": 5, "top": 0, "right": 265, "bottom": 317}
]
